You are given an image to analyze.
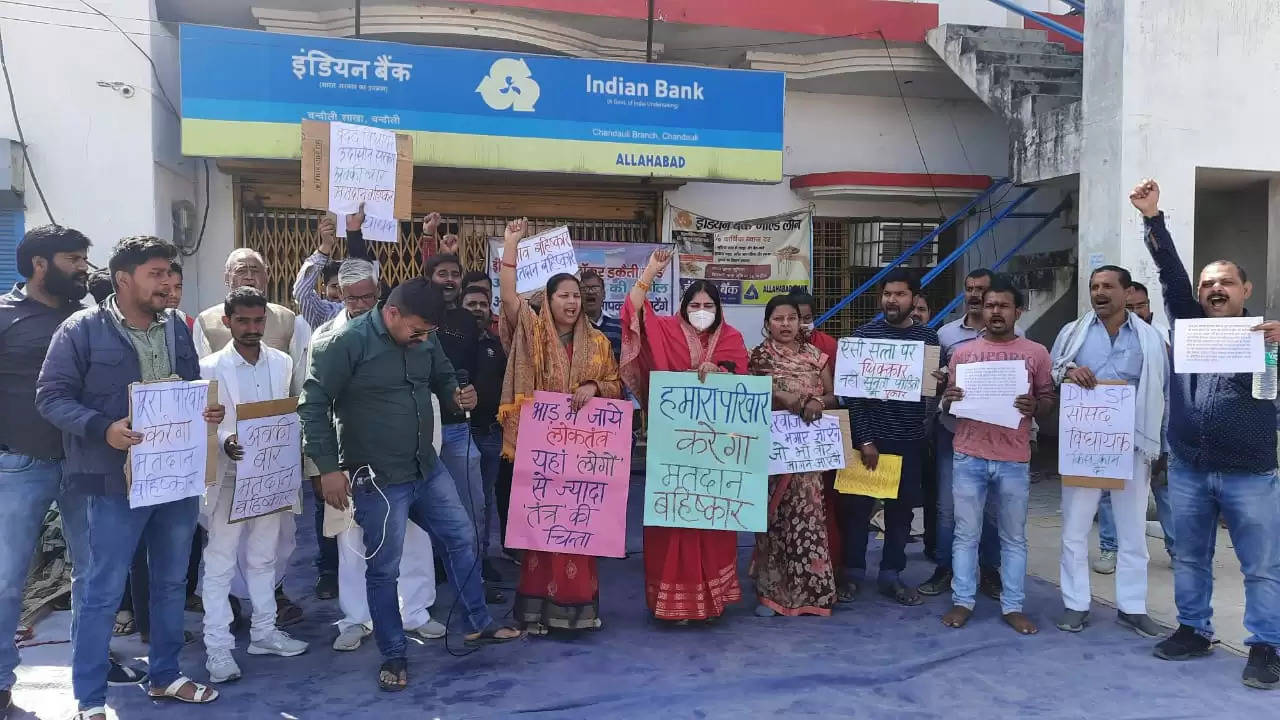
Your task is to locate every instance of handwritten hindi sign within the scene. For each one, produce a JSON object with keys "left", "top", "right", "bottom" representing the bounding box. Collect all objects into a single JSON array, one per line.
[
  {"left": 950, "top": 360, "right": 1028, "bottom": 430},
  {"left": 300, "top": 119, "right": 412, "bottom": 220},
  {"left": 126, "top": 380, "right": 217, "bottom": 509},
  {"left": 835, "top": 454, "right": 903, "bottom": 499},
  {"left": 1173, "top": 316, "right": 1264, "bottom": 374},
  {"left": 769, "top": 411, "right": 849, "bottom": 475},
  {"left": 488, "top": 239, "right": 675, "bottom": 317},
  {"left": 230, "top": 398, "right": 303, "bottom": 523},
  {"left": 1058, "top": 381, "right": 1134, "bottom": 489},
  {"left": 644, "top": 371, "right": 771, "bottom": 532},
  {"left": 494, "top": 226, "right": 579, "bottom": 294},
  {"left": 506, "top": 391, "right": 632, "bottom": 557},
  {"left": 834, "top": 337, "right": 926, "bottom": 401}
]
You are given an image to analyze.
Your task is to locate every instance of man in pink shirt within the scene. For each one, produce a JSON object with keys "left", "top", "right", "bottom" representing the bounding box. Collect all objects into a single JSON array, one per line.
[{"left": 939, "top": 275, "right": 1056, "bottom": 635}]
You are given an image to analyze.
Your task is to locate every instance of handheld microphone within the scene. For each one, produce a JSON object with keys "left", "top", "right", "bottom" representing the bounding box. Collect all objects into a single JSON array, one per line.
[{"left": 456, "top": 369, "right": 471, "bottom": 419}]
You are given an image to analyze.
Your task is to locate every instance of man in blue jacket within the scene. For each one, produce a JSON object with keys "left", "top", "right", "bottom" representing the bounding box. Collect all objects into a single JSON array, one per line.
[
  {"left": 1130, "top": 179, "right": 1280, "bottom": 690},
  {"left": 36, "top": 236, "right": 225, "bottom": 718}
]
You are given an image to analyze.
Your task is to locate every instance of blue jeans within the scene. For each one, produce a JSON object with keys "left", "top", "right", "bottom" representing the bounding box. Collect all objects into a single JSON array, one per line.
[
  {"left": 1168, "top": 455, "right": 1280, "bottom": 646},
  {"left": 951, "top": 452, "right": 1031, "bottom": 614},
  {"left": 353, "top": 461, "right": 491, "bottom": 660},
  {"left": 935, "top": 427, "right": 1001, "bottom": 570},
  {"left": 72, "top": 495, "right": 199, "bottom": 710},
  {"left": 0, "top": 453, "right": 62, "bottom": 692},
  {"left": 1097, "top": 491, "right": 1117, "bottom": 552},
  {"left": 472, "top": 425, "right": 504, "bottom": 564},
  {"left": 440, "top": 423, "right": 485, "bottom": 554}
]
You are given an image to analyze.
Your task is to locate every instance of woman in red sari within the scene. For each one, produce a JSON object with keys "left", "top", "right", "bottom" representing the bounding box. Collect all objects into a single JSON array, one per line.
[
  {"left": 498, "top": 219, "right": 623, "bottom": 634},
  {"left": 620, "top": 248, "right": 749, "bottom": 623}
]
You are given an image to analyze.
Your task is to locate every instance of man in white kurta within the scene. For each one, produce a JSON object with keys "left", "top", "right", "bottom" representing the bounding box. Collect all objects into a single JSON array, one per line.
[{"left": 200, "top": 288, "right": 309, "bottom": 682}]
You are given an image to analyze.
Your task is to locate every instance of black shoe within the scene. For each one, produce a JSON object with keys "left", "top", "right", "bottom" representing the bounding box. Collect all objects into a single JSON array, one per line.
[
  {"left": 1153, "top": 624, "right": 1213, "bottom": 661},
  {"left": 107, "top": 658, "right": 149, "bottom": 686},
  {"left": 978, "top": 566, "right": 1002, "bottom": 601},
  {"left": 315, "top": 573, "right": 338, "bottom": 600},
  {"left": 1243, "top": 644, "right": 1280, "bottom": 690},
  {"left": 917, "top": 567, "right": 952, "bottom": 597}
]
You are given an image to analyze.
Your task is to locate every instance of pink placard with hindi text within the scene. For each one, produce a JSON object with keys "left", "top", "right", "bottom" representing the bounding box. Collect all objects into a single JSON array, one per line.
[{"left": 505, "top": 391, "right": 633, "bottom": 558}]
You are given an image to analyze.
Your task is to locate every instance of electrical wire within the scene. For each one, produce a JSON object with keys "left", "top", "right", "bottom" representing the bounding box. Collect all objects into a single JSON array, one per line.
[
  {"left": 180, "top": 159, "right": 211, "bottom": 257},
  {"left": 874, "top": 30, "right": 947, "bottom": 222},
  {"left": 0, "top": 24, "right": 54, "bottom": 222},
  {"left": 77, "top": 0, "right": 178, "bottom": 118}
]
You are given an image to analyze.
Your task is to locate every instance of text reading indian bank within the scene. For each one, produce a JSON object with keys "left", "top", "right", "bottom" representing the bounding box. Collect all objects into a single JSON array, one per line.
[{"left": 179, "top": 25, "right": 784, "bottom": 183}]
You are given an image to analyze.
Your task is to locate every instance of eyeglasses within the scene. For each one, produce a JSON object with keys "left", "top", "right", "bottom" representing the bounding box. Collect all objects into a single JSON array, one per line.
[{"left": 343, "top": 292, "right": 377, "bottom": 305}]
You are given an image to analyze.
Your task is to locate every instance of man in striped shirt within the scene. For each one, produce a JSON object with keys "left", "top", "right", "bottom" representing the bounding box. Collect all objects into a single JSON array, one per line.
[{"left": 839, "top": 269, "right": 940, "bottom": 606}]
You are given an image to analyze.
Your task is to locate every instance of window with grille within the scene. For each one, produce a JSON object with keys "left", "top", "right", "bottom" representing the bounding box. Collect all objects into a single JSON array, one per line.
[
  {"left": 850, "top": 221, "right": 940, "bottom": 268},
  {"left": 241, "top": 210, "right": 652, "bottom": 308}
]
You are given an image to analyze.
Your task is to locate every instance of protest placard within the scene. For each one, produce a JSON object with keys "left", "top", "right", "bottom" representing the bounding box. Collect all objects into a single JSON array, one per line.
[
  {"left": 230, "top": 398, "right": 303, "bottom": 523},
  {"left": 834, "top": 453, "right": 903, "bottom": 499},
  {"left": 126, "top": 380, "right": 218, "bottom": 509},
  {"left": 834, "top": 337, "right": 926, "bottom": 401},
  {"left": 1058, "top": 381, "right": 1135, "bottom": 489},
  {"left": 1173, "top": 316, "right": 1264, "bottom": 374},
  {"left": 506, "top": 391, "right": 632, "bottom": 558},
  {"left": 768, "top": 410, "right": 850, "bottom": 475},
  {"left": 950, "top": 360, "right": 1028, "bottom": 429},
  {"left": 300, "top": 119, "right": 412, "bottom": 220},
  {"left": 487, "top": 239, "right": 674, "bottom": 317},
  {"left": 644, "top": 372, "right": 771, "bottom": 532},
  {"left": 491, "top": 226, "right": 579, "bottom": 295}
]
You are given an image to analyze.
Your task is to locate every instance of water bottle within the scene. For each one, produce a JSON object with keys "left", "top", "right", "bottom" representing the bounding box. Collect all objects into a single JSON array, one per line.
[{"left": 1254, "top": 341, "right": 1279, "bottom": 400}]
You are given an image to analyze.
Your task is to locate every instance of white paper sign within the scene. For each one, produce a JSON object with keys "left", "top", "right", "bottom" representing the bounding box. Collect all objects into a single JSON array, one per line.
[
  {"left": 230, "top": 401, "right": 303, "bottom": 523},
  {"left": 496, "top": 226, "right": 578, "bottom": 294},
  {"left": 769, "top": 411, "right": 847, "bottom": 474},
  {"left": 1058, "top": 382, "right": 1136, "bottom": 481},
  {"left": 1173, "top": 316, "right": 1264, "bottom": 374},
  {"left": 128, "top": 380, "right": 212, "bottom": 509},
  {"left": 328, "top": 121, "right": 399, "bottom": 237},
  {"left": 834, "top": 337, "right": 925, "bottom": 401},
  {"left": 950, "top": 360, "right": 1029, "bottom": 430}
]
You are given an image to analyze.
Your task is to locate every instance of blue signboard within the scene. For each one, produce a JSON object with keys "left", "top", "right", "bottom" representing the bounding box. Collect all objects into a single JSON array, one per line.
[{"left": 179, "top": 25, "right": 785, "bottom": 182}]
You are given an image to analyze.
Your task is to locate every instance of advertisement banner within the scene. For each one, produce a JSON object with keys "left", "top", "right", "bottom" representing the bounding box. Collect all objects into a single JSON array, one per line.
[
  {"left": 665, "top": 205, "right": 811, "bottom": 305},
  {"left": 487, "top": 239, "right": 676, "bottom": 317},
  {"left": 179, "top": 26, "right": 784, "bottom": 183}
]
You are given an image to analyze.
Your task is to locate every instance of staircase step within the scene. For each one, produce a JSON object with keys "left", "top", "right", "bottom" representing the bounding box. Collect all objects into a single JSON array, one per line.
[
  {"left": 960, "top": 36, "right": 1069, "bottom": 56},
  {"left": 937, "top": 23, "right": 1049, "bottom": 43},
  {"left": 1002, "top": 79, "right": 1082, "bottom": 118},
  {"left": 988, "top": 64, "right": 1083, "bottom": 86},
  {"left": 1017, "top": 94, "right": 1082, "bottom": 125},
  {"left": 973, "top": 49, "right": 1083, "bottom": 71}
]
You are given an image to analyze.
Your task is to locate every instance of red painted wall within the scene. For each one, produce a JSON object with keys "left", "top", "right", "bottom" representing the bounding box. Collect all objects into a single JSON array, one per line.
[
  {"left": 1024, "top": 13, "right": 1084, "bottom": 53},
  {"left": 457, "top": 0, "right": 939, "bottom": 42}
]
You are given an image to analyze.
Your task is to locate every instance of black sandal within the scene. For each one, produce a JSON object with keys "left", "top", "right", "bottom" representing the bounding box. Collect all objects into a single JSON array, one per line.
[
  {"left": 880, "top": 580, "right": 924, "bottom": 607},
  {"left": 465, "top": 622, "right": 525, "bottom": 646},
  {"left": 378, "top": 658, "right": 408, "bottom": 692},
  {"left": 837, "top": 580, "right": 859, "bottom": 604}
]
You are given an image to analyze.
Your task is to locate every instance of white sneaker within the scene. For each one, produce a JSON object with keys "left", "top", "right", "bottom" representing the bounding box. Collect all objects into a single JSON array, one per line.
[
  {"left": 206, "top": 650, "right": 241, "bottom": 683},
  {"left": 406, "top": 618, "right": 447, "bottom": 640},
  {"left": 248, "top": 629, "right": 309, "bottom": 657},
  {"left": 1092, "top": 550, "right": 1118, "bottom": 575},
  {"left": 332, "top": 624, "right": 371, "bottom": 652}
]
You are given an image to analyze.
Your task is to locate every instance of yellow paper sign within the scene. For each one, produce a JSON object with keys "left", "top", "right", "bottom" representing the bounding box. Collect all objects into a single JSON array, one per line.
[{"left": 835, "top": 453, "right": 903, "bottom": 499}]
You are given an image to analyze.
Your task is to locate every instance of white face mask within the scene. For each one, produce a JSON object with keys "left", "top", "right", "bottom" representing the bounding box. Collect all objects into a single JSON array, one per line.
[
  {"left": 800, "top": 322, "right": 815, "bottom": 333},
  {"left": 687, "top": 309, "right": 715, "bottom": 332}
]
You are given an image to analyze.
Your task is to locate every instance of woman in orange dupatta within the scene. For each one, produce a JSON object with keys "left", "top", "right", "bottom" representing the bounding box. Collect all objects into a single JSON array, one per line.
[
  {"left": 497, "top": 219, "right": 622, "bottom": 634},
  {"left": 620, "top": 249, "right": 748, "bottom": 623},
  {"left": 748, "top": 295, "right": 838, "bottom": 616}
]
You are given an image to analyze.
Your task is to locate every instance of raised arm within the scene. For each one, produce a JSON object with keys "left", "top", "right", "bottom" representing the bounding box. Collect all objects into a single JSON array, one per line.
[
  {"left": 499, "top": 217, "right": 528, "bottom": 327},
  {"left": 293, "top": 214, "right": 338, "bottom": 329},
  {"left": 629, "top": 248, "right": 671, "bottom": 334},
  {"left": 1130, "top": 179, "right": 1202, "bottom": 320}
]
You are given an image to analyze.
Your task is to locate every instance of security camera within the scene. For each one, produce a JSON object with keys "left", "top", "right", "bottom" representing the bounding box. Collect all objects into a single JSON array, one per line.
[{"left": 118, "top": 85, "right": 135, "bottom": 98}]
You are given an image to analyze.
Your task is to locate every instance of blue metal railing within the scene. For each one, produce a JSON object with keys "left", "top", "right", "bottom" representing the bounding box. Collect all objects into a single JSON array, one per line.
[
  {"left": 814, "top": 178, "right": 1010, "bottom": 328},
  {"left": 985, "top": 0, "right": 1084, "bottom": 43},
  {"left": 927, "top": 194, "right": 1072, "bottom": 328}
]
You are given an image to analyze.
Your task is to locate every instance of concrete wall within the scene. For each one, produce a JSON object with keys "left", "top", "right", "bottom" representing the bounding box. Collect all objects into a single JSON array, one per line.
[
  {"left": 1194, "top": 184, "right": 1270, "bottom": 312},
  {"left": 0, "top": 1, "right": 196, "bottom": 294},
  {"left": 1078, "top": 0, "right": 1280, "bottom": 327}
]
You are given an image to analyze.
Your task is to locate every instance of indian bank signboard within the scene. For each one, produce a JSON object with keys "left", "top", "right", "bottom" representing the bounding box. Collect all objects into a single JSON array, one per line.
[{"left": 179, "top": 25, "right": 785, "bottom": 183}]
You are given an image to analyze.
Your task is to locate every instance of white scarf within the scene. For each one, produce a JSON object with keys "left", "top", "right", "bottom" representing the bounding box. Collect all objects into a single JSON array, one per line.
[{"left": 1051, "top": 310, "right": 1167, "bottom": 460}]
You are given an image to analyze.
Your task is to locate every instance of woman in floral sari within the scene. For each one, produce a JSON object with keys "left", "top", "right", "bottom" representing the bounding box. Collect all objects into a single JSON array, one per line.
[
  {"left": 620, "top": 248, "right": 749, "bottom": 623},
  {"left": 748, "top": 295, "right": 838, "bottom": 616},
  {"left": 498, "top": 219, "right": 623, "bottom": 634}
]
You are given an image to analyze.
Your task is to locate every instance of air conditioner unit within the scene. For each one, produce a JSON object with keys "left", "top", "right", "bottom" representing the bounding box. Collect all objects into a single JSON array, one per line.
[{"left": 850, "top": 221, "right": 939, "bottom": 268}]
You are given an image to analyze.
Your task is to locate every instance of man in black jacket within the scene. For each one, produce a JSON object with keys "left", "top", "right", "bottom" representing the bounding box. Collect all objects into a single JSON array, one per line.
[{"left": 461, "top": 284, "right": 509, "bottom": 580}]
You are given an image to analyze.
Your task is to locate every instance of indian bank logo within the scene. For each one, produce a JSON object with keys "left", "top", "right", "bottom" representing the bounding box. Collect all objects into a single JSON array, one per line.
[{"left": 476, "top": 58, "right": 540, "bottom": 112}]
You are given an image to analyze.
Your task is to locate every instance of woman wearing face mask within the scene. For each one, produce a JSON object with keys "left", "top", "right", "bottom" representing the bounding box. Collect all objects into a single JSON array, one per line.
[
  {"left": 498, "top": 219, "right": 623, "bottom": 635},
  {"left": 748, "top": 295, "right": 839, "bottom": 616},
  {"left": 621, "top": 248, "right": 750, "bottom": 624}
]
